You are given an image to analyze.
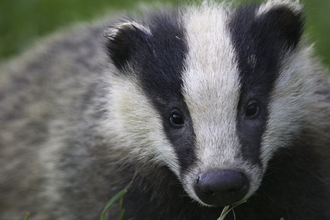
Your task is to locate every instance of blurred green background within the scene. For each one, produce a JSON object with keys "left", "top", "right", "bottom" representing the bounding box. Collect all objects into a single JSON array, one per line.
[{"left": 0, "top": 0, "right": 329, "bottom": 67}]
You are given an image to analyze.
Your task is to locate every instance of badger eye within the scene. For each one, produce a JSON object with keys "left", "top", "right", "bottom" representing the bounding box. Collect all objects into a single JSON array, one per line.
[
  {"left": 170, "top": 112, "right": 184, "bottom": 127},
  {"left": 245, "top": 101, "right": 260, "bottom": 118}
]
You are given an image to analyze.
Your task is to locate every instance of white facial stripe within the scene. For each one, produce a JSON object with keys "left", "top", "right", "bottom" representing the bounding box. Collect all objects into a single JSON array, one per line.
[
  {"left": 100, "top": 74, "right": 180, "bottom": 175},
  {"left": 180, "top": 3, "right": 257, "bottom": 203},
  {"left": 182, "top": 3, "right": 241, "bottom": 172},
  {"left": 180, "top": 3, "right": 264, "bottom": 204}
]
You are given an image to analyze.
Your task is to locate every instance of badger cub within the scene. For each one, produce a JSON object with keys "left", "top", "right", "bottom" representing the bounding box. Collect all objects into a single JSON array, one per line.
[{"left": 1, "top": 0, "right": 330, "bottom": 219}]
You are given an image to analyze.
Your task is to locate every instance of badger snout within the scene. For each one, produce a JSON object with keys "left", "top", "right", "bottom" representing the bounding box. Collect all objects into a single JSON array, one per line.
[{"left": 194, "top": 169, "right": 249, "bottom": 207}]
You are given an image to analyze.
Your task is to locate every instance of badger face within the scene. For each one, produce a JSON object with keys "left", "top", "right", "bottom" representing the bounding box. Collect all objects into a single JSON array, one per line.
[{"left": 104, "top": 1, "right": 303, "bottom": 207}]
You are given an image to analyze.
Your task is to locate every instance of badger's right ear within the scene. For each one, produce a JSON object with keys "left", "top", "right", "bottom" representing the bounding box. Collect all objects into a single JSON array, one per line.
[{"left": 105, "top": 21, "right": 152, "bottom": 70}]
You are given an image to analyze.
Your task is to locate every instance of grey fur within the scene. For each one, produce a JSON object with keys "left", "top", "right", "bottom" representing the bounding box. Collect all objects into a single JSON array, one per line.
[{"left": 0, "top": 22, "right": 118, "bottom": 219}]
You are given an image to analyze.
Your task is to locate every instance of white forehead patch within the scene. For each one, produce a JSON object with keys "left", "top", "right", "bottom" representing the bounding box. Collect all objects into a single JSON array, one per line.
[{"left": 182, "top": 2, "right": 241, "bottom": 170}]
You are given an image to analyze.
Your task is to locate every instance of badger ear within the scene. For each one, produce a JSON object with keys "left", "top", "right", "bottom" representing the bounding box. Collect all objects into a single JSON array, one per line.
[
  {"left": 256, "top": 2, "right": 304, "bottom": 51},
  {"left": 105, "top": 21, "right": 151, "bottom": 70}
]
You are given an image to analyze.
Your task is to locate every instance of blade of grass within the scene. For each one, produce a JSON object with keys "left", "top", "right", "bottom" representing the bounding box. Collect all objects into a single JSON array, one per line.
[
  {"left": 118, "top": 196, "right": 125, "bottom": 220},
  {"left": 24, "top": 213, "right": 30, "bottom": 220},
  {"left": 217, "top": 200, "right": 247, "bottom": 220},
  {"left": 100, "top": 181, "right": 132, "bottom": 220}
]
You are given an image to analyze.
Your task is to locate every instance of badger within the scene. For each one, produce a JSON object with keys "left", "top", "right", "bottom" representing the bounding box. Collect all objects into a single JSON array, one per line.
[{"left": 1, "top": 0, "right": 330, "bottom": 219}]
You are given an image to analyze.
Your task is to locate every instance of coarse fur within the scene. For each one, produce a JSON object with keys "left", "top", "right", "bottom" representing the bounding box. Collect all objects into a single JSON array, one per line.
[{"left": 1, "top": 0, "right": 330, "bottom": 220}]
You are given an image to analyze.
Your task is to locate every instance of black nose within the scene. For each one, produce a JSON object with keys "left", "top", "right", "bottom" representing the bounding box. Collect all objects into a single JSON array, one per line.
[{"left": 194, "top": 169, "right": 249, "bottom": 207}]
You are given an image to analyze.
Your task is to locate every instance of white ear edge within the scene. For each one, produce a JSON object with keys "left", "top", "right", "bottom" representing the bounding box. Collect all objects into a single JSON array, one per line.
[
  {"left": 105, "top": 21, "right": 152, "bottom": 40},
  {"left": 256, "top": 0, "right": 303, "bottom": 17}
]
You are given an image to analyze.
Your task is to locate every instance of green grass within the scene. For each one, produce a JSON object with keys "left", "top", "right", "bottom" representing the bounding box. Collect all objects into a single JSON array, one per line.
[
  {"left": 0, "top": 0, "right": 329, "bottom": 67},
  {"left": 0, "top": 0, "right": 179, "bottom": 61},
  {"left": 100, "top": 181, "right": 132, "bottom": 220},
  {"left": 217, "top": 200, "right": 247, "bottom": 220},
  {"left": 23, "top": 213, "right": 30, "bottom": 220},
  {"left": 99, "top": 182, "right": 245, "bottom": 220}
]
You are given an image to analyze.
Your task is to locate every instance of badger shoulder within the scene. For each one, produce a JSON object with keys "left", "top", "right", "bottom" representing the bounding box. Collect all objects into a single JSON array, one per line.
[{"left": 0, "top": 17, "right": 115, "bottom": 219}]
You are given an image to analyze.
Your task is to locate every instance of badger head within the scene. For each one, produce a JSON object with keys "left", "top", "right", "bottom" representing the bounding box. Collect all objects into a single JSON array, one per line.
[{"left": 103, "top": 0, "right": 305, "bottom": 207}]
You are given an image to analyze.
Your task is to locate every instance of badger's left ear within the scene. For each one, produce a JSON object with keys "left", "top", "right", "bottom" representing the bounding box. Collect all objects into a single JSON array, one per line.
[
  {"left": 256, "top": 1, "right": 304, "bottom": 51},
  {"left": 105, "top": 21, "right": 152, "bottom": 71}
]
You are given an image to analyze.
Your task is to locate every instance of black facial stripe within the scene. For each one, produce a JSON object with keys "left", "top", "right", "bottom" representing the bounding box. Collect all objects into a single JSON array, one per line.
[
  {"left": 134, "top": 11, "right": 197, "bottom": 172},
  {"left": 229, "top": 5, "right": 284, "bottom": 165}
]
